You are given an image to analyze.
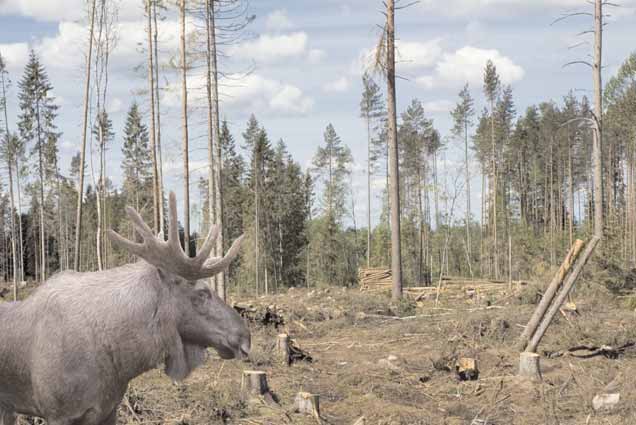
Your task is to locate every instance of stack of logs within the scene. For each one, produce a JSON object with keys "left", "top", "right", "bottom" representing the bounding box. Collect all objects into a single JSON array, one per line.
[
  {"left": 359, "top": 267, "right": 525, "bottom": 300},
  {"left": 358, "top": 268, "right": 392, "bottom": 291}
]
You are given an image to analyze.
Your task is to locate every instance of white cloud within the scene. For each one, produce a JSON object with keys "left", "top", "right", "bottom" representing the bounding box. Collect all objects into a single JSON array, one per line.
[
  {"left": 423, "top": 100, "right": 454, "bottom": 114},
  {"left": 307, "top": 49, "right": 327, "bottom": 64},
  {"left": 419, "top": 0, "right": 636, "bottom": 19},
  {"left": 395, "top": 39, "right": 443, "bottom": 69},
  {"left": 0, "top": 0, "right": 145, "bottom": 22},
  {"left": 230, "top": 32, "right": 308, "bottom": 64},
  {"left": 265, "top": 9, "right": 293, "bottom": 31},
  {"left": 415, "top": 75, "right": 434, "bottom": 89},
  {"left": 323, "top": 77, "right": 349, "bottom": 93},
  {"left": 164, "top": 73, "right": 313, "bottom": 116},
  {"left": 0, "top": 42, "right": 29, "bottom": 71},
  {"left": 351, "top": 38, "right": 443, "bottom": 76},
  {"left": 417, "top": 46, "right": 524, "bottom": 89}
]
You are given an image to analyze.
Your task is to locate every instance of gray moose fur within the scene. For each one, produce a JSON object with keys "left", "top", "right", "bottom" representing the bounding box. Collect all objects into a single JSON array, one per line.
[{"left": 0, "top": 192, "right": 249, "bottom": 425}]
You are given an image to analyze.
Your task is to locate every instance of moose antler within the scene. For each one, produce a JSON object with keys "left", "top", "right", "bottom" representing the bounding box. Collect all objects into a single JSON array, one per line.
[{"left": 108, "top": 191, "right": 244, "bottom": 280}]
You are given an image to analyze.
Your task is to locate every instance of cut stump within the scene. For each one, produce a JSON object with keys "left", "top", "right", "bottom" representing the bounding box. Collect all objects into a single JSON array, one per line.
[
  {"left": 518, "top": 352, "right": 542, "bottom": 380},
  {"left": 455, "top": 357, "right": 479, "bottom": 381},
  {"left": 241, "top": 370, "right": 277, "bottom": 405},
  {"left": 276, "top": 333, "right": 291, "bottom": 365},
  {"left": 294, "top": 391, "right": 320, "bottom": 418}
]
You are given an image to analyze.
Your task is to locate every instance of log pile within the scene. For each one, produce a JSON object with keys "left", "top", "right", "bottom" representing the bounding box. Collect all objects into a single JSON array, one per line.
[
  {"left": 358, "top": 268, "right": 392, "bottom": 291},
  {"left": 358, "top": 267, "right": 524, "bottom": 301}
]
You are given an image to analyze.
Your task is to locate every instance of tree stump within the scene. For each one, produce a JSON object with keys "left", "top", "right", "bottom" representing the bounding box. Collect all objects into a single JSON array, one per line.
[
  {"left": 276, "top": 333, "right": 291, "bottom": 365},
  {"left": 294, "top": 391, "right": 320, "bottom": 418},
  {"left": 455, "top": 357, "right": 479, "bottom": 381},
  {"left": 518, "top": 352, "right": 542, "bottom": 380},
  {"left": 242, "top": 370, "right": 269, "bottom": 396}
]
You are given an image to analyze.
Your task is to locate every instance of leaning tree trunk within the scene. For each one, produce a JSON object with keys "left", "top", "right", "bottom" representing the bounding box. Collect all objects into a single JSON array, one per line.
[
  {"left": 386, "top": 0, "right": 403, "bottom": 300},
  {"left": 179, "top": 0, "right": 191, "bottom": 256},
  {"left": 74, "top": 0, "right": 97, "bottom": 271}
]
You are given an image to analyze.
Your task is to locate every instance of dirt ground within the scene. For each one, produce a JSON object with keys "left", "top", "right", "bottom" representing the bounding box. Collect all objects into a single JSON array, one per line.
[
  {"left": 4, "top": 278, "right": 636, "bottom": 425},
  {"left": 112, "top": 280, "right": 636, "bottom": 425}
]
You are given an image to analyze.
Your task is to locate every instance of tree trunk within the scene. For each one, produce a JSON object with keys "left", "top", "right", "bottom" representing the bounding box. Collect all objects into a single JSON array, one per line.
[
  {"left": 1, "top": 72, "right": 18, "bottom": 296},
  {"left": 74, "top": 0, "right": 97, "bottom": 271},
  {"left": 152, "top": 0, "right": 165, "bottom": 230},
  {"left": 147, "top": 0, "right": 160, "bottom": 234},
  {"left": 386, "top": 0, "right": 403, "bottom": 300},
  {"left": 592, "top": 0, "right": 603, "bottom": 239},
  {"left": 205, "top": 0, "right": 225, "bottom": 299},
  {"left": 490, "top": 99, "right": 498, "bottom": 279},
  {"left": 180, "top": 0, "right": 191, "bottom": 256},
  {"left": 465, "top": 120, "right": 472, "bottom": 275},
  {"left": 366, "top": 114, "right": 372, "bottom": 268}
]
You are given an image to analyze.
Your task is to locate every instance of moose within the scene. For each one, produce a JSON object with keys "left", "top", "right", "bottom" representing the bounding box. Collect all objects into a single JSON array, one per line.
[{"left": 0, "top": 192, "right": 249, "bottom": 425}]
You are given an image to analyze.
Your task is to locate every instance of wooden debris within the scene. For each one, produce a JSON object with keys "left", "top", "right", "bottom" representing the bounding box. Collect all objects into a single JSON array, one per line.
[
  {"left": 455, "top": 357, "right": 479, "bottom": 381},
  {"left": 352, "top": 416, "right": 366, "bottom": 425},
  {"left": 544, "top": 342, "right": 636, "bottom": 359},
  {"left": 518, "top": 352, "right": 542, "bottom": 381},
  {"left": 592, "top": 393, "right": 620, "bottom": 411},
  {"left": 234, "top": 303, "right": 285, "bottom": 328},
  {"left": 294, "top": 391, "right": 320, "bottom": 419}
]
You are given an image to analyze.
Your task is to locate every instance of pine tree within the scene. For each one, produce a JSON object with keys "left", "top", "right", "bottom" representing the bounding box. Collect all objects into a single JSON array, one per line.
[
  {"left": 483, "top": 59, "right": 501, "bottom": 278},
  {"left": 121, "top": 103, "right": 153, "bottom": 215},
  {"left": 311, "top": 124, "right": 352, "bottom": 285},
  {"left": 451, "top": 84, "right": 475, "bottom": 274},
  {"left": 17, "top": 50, "right": 60, "bottom": 281}
]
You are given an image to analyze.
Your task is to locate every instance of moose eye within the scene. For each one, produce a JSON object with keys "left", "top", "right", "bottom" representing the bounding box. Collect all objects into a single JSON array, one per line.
[{"left": 197, "top": 289, "right": 212, "bottom": 299}]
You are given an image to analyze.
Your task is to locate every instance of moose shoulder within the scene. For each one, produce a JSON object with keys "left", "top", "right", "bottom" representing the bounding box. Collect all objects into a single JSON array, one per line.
[{"left": 0, "top": 192, "right": 248, "bottom": 425}]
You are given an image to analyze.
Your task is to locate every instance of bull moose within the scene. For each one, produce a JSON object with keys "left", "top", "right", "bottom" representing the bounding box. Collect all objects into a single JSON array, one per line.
[{"left": 0, "top": 192, "right": 249, "bottom": 425}]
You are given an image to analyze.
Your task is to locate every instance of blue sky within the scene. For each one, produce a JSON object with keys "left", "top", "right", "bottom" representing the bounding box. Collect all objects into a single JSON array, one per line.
[{"left": 1, "top": 0, "right": 635, "bottom": 228}]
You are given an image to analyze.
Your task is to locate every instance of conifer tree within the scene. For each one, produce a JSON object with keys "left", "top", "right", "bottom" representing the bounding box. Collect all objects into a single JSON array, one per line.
[{"left": 17, "top": 50, "right": 60, "bottom": 281}]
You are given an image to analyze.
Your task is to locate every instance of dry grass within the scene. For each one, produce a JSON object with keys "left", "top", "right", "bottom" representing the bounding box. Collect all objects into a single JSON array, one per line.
[{"left": 4, "top": 280, "right": 636, "bottom": 424}]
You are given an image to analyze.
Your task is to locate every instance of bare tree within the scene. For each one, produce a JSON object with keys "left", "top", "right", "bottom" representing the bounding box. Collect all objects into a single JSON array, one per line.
[
  {"left": 74, "top": 0, "right": 98, "bottom": 271},
  {"left": 180, "top": 0, "right": 191, "bottom": 256},
  {"left": 152, "top": 0, "right": 165, "bottom": 230},
  {"left": 146, "top": 0, "right": 160, "bottom": 233},
  {"left": 204, "top": 0, "right": 225, "bottom": 299},
  {"left": 386, "top": 0, "right": 403, "bottom": 300}
]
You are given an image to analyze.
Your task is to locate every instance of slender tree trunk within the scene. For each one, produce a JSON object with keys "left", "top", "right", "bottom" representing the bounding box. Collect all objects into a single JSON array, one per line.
[
  {"left": 366, "top": 114, "right": 372, "bottom": 268},
  {"left": 35, "top": 101, "right": 46, "bottom": 281},
  {"left": 386, "top": 0, "right": 403, "bottom": 300},
  {"left": 147, "top": 0, "right": 160, "bottom": 233},
  {"left": 1, "top": 72, "right": 18, "bottom": 297},
  {"left": 593, "top": 0, "right": 603, "bottom": 239},
  {"left": 95, "top": 124, "right": 104, "bottom": 271},
  {"left": 568, "top": 128, "right": 574, "bottom": 247},
  {"left": 180, "top": 0, "right": 191, "bottom": 256},
  {"left": 464, "top": 119, "right": 472, "bottom": 275},
  {"left": 152, "top": 0, "right": 165, "bottom": 230},
  {"left": 490, "top": 99, "right": 498, "bottom": 279},
  {"left": 74, "top": 0, "right": 97, "bottom": 271},
  {"left": 205, "top": 0, "right": 225, "bottom": 299},
  {"left": 15, "top": 157, "right": 24, "bottom": 282}
]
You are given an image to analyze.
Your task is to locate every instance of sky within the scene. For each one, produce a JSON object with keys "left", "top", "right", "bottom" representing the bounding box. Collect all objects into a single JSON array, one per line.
[{"left": 1, "top": 0, "right": 635, "bottom": 229}]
